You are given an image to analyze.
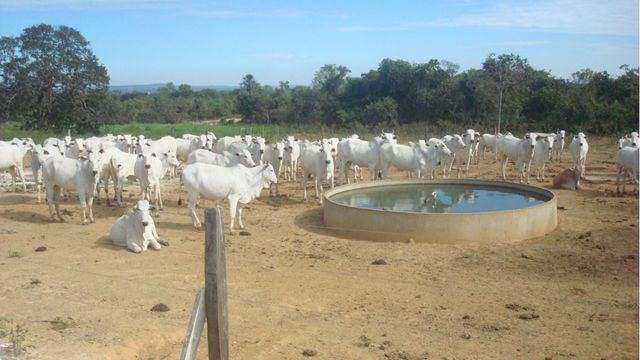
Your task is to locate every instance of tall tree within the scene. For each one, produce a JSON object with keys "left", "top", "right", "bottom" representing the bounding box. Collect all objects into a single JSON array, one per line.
[
  {"left": 482, "top": 53, "right": 528, "bottom": 133},
  {"left": 0, "top": 24, "right": 110, "bottom": 132}
]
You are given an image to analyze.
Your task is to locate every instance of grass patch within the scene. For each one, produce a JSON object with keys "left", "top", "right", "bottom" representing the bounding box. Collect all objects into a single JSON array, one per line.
[
  {"left": 7, "top": 250, "right": 22, "bottom": 258},
  {"left": 0, "top": 318, "right": 28, "bottom": 357},
  {"left": 29, "top": 279, "right": 41, "bottom": 286},
  {"left": 49, "top": 317, "right": 76, "bottom": 332}
]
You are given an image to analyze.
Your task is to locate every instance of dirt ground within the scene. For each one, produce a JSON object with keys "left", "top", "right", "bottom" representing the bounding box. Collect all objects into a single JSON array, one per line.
[{"left": 0, "top": 137, "right": 637, "bottom": 360}]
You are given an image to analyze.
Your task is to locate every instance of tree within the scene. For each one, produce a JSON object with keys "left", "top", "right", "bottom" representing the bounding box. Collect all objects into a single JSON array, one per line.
[
  {"left": 0, "top": 24, "right": 110, "bottom": 132},
  {"left": 482, "top": 53, "right": 529, "bottom": 133}
]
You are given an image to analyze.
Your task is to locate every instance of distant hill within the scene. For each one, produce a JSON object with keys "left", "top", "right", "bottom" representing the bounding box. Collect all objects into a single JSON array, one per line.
[{"left": 109, "top": 84, "right": 238, "bottom": 93}]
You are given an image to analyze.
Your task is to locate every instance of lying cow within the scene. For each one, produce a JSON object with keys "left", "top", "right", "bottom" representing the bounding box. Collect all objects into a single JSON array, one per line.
[
  {"left": 552, "top": 168, "right": 581, "bottom": 190},
  {"left": 110, "top": 200, "right": 165, "bottom": 253}
]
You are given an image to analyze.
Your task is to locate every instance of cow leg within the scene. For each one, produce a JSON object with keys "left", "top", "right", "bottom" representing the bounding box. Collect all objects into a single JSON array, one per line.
[
  {"left": 53, "top": 186, "right": 64, "bottom": 222},
  {"left": 87, "top": 194, "right": 95, "bottom": 223},
  {"left": 46, "top": 184, "right": 57, "bottom": 221},
  {"left": 236, "top": 204, "right": 245, "bottom": 229},
  {"left": 156, "top": 182, "right": 163, "bottom": 210},
  {"left": 116, "top": 176, "right": 124, "bottom": 206},
  {"left": 342, "top": 161, "right": 350, "bottom": 184},
  {"left": 105, "top": 176, "right": 111, "bottom": 206},
  {"left": 79, "top": 192, "right": 88, "bottom": 225},
  {"left": 227, "top": 195, "right": 239, "bottom": 234},
  {"left": 501, "top": 157, "right": 508, "bottom": 180},
  {"left": 188, "top": 192, "right": 201, "bottom": 229},
  {"left": 616, "top": 166, "right": 622, "bottom": 194},
  {"left": 302, "top": 172, "right": 308, "bottom": 201}
]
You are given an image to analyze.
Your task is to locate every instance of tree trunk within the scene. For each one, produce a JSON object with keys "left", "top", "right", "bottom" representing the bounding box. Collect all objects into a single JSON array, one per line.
[{"left": 497, "top": 87, "right": 503, "bottom": 134}]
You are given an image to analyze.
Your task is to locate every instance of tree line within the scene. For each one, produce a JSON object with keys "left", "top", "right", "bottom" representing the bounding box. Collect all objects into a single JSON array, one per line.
[{"left": 1, "top": 24, "right": 638, "bottom": 135}]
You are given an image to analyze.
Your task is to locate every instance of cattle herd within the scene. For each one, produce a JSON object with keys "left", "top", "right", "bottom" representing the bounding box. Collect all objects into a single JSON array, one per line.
[{"left": 0, "top": 128, "right": 638, "bottom": 253}]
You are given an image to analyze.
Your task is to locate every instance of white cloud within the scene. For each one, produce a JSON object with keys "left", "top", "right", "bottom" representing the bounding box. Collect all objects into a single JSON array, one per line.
[{"left": 338, "top": 0, "right": 639, "bottom": 37}]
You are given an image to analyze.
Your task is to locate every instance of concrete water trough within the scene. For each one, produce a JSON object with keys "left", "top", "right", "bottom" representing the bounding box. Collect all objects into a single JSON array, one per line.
[{"left": 323, "top": 179, "right": 557, "bottom": 244}]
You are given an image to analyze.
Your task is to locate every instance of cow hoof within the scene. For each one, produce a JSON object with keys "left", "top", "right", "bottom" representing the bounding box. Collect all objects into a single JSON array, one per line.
[
  {"left": 158, "top": 239, "right": 169, "bottom": 246},
  {"left": 90, "top": 219, "right": 95, "bottom": 223}
]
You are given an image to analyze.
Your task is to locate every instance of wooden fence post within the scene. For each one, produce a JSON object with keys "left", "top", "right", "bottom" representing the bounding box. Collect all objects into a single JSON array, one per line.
[
  {"left": 180, "top": 288, "right": 206, "bottom": 360},
  {"left": 204, "top": 207, "right": 229, "bottom": 360}
]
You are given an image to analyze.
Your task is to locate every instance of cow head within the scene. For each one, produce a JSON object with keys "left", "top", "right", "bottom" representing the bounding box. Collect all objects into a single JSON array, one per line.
[
  {"left": 79, "top": 150, "right": 100, "bottom": 177},
  {"left": 131, "top": 200, "right": 154, "bottom": 228},
  {"left": 261, "top": 162, "right": 278, "bottom": 185},
  {"left": 236, "top": 149, "right": 256, "bottom": 167},
  {"left": 138, "top": 150, "right": 157, "bottom": 169}
]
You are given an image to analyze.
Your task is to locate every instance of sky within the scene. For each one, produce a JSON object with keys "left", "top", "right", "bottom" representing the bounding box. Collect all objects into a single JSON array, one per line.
[{"left": 0, "top": 0, "right": 638, "bottom": 87}]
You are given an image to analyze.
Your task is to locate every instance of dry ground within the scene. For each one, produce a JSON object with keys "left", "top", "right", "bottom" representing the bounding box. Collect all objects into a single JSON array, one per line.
[{"left": 0, "top": 137, "right": 637, "bottom": 360}]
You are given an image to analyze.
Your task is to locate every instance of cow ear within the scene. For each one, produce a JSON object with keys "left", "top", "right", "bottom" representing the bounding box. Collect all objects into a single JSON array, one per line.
[
  {"left": 43, "top": 150, "right": 50, "bottom": 155},
  {"left": 536, "top": 135, "right": 542, "bottom": 141}
]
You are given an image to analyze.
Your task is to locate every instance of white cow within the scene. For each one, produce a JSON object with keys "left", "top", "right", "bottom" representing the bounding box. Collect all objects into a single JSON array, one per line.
[
  {"left": 379, "top": 142, "right": 424, "bottom": 179},
  {"left": 569, "top": 132, "right": 589, "bottom": 177},
  {"left": 263, "top": 141, "right": 285, "bottom": 195},
  {"left": 460, "top": 129, "right": 479, "bottom": 169},
  {"left": 552, "top": 130, "right": 566, "bottom": 161},
  {"left": 616, "top": 146, "right": 639, "bottom": 194},
  {"left": 478, "top": 133, "right": 499, "bottom": 160},
  {"left": 336, "top": 133, "right": 396, "bottom": 183},
  {"left": 110, "top": 150, "right": 139, "bottom": 207},
  {"left": 176, "top": 136, "right": 206, "bottom": 162},
  {"left": 94, "top": 147, "right": 124, "bottom": 206},
  {"left": 618, "top": 131, "right": 639, "bottom": 150},
  {"left": 498, "top": 134, "right": 537, "bottom": 183},
  {"left": 110, "top": 200, "right": 164, "bottom": 253},
  {"left": 42, "top": 151, "right": 100, "bottom": 224},
  {"left": 159, "top": 151, "right": 181, "bottom": 178},
  {"left": 31, "top": 144, "right": 64, "bottom": 203},
  {"left": 283, "top": 136, "right": 301, "bottom": 181},
  {"left": 187, "top": 149, "right": 255, "bottom": 167},
  {"left": 441, "top": 135, "right": 467, "bottom": 178},
  {"left": 421, "top": 139, "right": 453, "bottom": 178},
  {"left": 0, "top": 141, "right": 31, "bottom": 192},
  {"left": 181, "top": 163, "right": 278, "bottom": 233},
  {"left": 301, "top": 143, "right": 334, "bottom": 203},
  {"left": 134, "top": 150, "right": 164, "bottom": 210},
  {"left": 213, "top": 136, "right": 243, "bottom": 154},
  {"left": 531, "top": 134, "right": 555, "bottom": 181}
]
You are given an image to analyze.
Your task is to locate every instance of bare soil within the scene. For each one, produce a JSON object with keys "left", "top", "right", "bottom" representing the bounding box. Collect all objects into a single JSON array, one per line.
[{"left": 0, "top": 137, "right": 637, "bottom": 360}]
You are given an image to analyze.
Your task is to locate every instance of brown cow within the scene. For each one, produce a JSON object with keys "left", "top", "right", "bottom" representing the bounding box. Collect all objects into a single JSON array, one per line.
[{"left": 552, "top": 168, "right": 581, "bottom": 190}]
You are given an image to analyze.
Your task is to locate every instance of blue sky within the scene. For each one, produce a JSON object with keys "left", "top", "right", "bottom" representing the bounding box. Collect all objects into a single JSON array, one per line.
[{"left": 0, "top": 0, "right": 637, "bottom": 86}]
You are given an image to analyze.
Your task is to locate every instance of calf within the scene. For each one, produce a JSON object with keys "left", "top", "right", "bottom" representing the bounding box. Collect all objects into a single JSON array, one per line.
[
  {"left": 42, "top": 151, "right": 100, "bottom": 224},
  {"left": 569, "top": 132, "right": 589, "bottom": 177},
  {"left": 110, "top": 200, "right": 164, "bottom": 253},
  {"left": 553, "top": 169, "right": 581, "bottom": 190}
]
